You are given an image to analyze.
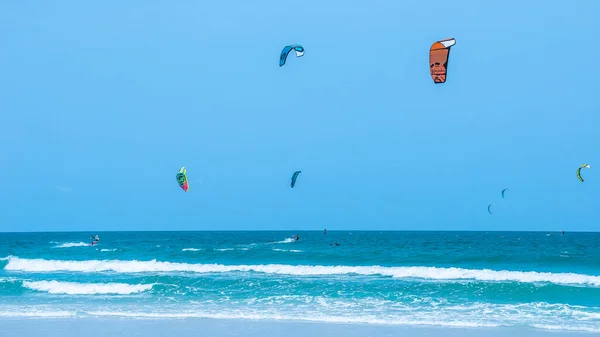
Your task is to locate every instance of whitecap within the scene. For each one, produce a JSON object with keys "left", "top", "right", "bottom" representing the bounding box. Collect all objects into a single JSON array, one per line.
[
  {"left": 5, "top": 256, "right": 600, "bottom": 287},
  {"left": 53, "top": 242, "right": 90, "bottom": 248},
  {"left": 22, "top": 280, "right": 153, "bottom": 295}
]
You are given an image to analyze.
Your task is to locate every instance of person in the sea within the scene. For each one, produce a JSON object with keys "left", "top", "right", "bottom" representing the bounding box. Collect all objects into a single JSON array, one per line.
[
  {"left": 324, "top": 229, "right": 327, "bottom": 235},
  {"left": 295, "top": 234, "right": 299, "bottom": 241}
]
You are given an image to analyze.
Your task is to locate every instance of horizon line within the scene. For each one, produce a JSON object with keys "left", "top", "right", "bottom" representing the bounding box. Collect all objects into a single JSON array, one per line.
[{"left": 0, "top": 229, "right": 592, "bottom": 234}]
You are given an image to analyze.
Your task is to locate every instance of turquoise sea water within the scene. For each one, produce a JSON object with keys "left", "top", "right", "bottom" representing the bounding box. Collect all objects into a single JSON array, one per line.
[{"left": 1, "top": 231, "right": 599, "bottom": 332}]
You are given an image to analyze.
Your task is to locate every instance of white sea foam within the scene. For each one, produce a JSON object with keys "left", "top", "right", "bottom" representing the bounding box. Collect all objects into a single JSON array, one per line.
[
  {"left": 0, "top": 309, "right": 75, "bottom": 318},
  {"left": 100, "top": 249, "right": 118, "bottom": 252},
  {"left": 0, "top": 277, "right": 19, "bottom": 283},
  {"left": 22, "top": 280, "right": 153, "bottom": 295},
  {"left": 273, "top": 249, "right": 303, "bottom": 253},
  {"left": 81, "top": 302, "right": 600, "bottom": 332},
  {"left": 0, "top": 306, "right": 496, "bottom": 327},
  {"left": 182, "top": 248, "right": 203, "bottom": 252},
  {"left": 4, "top": 256, "right": 600, "bottom": 287},
  {"left": 53, "top": 242, "right": 90, "bottom": 248},
  {"left": 270, "top": 238, "right": 295, "bottom": 244},
  {"left": 84, "top": 310, "right": 498, "bottom": 328},
  {"left": 214, "top": 248, "right": 249, "bottom": 251},
  {"left": 0, "top": 301, "right": 598, "bottom": 332},
  {"left": 532, "top": 324, "right": 600, "bottom": 333}
]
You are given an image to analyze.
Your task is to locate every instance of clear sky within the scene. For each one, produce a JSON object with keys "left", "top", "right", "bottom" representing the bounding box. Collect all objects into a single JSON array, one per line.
[{"left": 1, "top": 0, "right": 598, "bottom": 232}]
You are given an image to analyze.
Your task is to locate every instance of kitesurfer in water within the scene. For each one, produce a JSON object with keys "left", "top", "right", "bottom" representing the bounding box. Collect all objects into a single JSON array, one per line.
[
  {"left": 295, "top": 234, "right": 299, "bottom": 241},
  {"left": 324, "top": 229, "right": 327, "bottom": 235}
]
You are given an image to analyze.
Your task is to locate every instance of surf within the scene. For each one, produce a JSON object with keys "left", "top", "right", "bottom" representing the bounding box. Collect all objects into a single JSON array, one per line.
[{"left": 4, "top": 256, "right": 600, "bottom": 287}]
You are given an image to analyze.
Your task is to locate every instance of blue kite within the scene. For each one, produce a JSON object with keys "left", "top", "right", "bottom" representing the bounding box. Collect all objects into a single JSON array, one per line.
[
  {"left": 280, "top": 44, "right": 305, "bottom": 67},
  {"left": 291, "top": 171, "right": 302, "bottom": 188}
]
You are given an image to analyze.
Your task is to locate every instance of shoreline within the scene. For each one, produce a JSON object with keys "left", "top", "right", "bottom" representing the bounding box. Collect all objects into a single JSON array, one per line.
[{"left": 0, "top": 318, "right": 592, "bottom": 337}]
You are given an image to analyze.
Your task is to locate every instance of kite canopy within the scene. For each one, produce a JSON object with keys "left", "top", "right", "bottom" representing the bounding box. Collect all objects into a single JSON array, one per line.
[
  {"left": 291, "top": 170, "right": 302, "bottom": 188},
  {"left": 501, "top": 189, "right": 509, "bottom": 198},
  {"left": 488, "top": 203, "right": 495, "bottom": 214},
  {"left": 429, "top": 38, "right": 456, "bottom": 84},
  {"left": 176, "top": 167, "right": 189, "bottom": 192},
  {"left": 576, "top": 164, "right": 591, "bottom": 182},
  {"left": 280, "top": 44, "right": 305, "bottom": 67}
]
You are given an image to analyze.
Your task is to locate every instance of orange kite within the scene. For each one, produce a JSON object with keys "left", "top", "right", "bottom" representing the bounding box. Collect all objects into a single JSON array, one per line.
[{"left": 429, "top": 38, "right": 456, "bottom": 84}]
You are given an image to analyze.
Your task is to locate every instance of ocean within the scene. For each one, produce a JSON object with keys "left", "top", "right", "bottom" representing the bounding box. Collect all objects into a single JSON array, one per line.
[{"left": 0, "top": 231, "right": 599, "bottom": 333}]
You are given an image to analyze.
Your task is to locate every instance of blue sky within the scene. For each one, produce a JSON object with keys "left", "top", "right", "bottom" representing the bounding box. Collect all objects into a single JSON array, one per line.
[{"left": 0, "top": 1, "right": 598, "bottom": 232}]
